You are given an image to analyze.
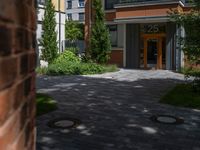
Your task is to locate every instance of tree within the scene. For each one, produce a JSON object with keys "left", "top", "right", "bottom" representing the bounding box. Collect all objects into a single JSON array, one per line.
[
  {"left": 65, "top": 21, "right": 84, "bottom": 41},
  {"left": 40, "top": 0, "right": 58, "bottom": 64},
  {"left": 170, "top": 0, "right": 200, "bottom": 92},
  {"left": 90, "top": 0, "right": 111, "bottom": 64},
  {"left": 170, "top": 0, "right": 200, "bottom": 65}
]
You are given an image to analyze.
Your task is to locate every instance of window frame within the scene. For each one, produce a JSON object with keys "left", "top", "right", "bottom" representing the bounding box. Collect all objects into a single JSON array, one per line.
[
  {"left": 78, "top": 12, "right": 85, "bottom": 21},
  {"left": 107, "top": 24, "right": 118, "bottom": 47},
  {"left": 67, "top": 13, "right": 73, "bottom": 21},
  {"left": 78, "top": 0, "right": 85, "bottom": 8},
  {"left": 67, "top": 0, "right": 72, "bottom": 9},
  {"left": 105, "top": 0, "right": 118, "bottom": 10}
]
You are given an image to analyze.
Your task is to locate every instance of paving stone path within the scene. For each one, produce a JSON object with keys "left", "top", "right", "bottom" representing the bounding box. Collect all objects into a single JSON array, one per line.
[{"left": 36, "top": 69, "right": 200, "bottom": 150}]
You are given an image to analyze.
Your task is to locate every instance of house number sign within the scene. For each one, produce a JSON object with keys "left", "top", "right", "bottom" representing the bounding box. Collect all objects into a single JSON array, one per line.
[
  {"left": 142, "top": 24, "right": 166, "bottom": 34},
  {"left": 145, "top": 25, "right": 159, "bottom": 33}
]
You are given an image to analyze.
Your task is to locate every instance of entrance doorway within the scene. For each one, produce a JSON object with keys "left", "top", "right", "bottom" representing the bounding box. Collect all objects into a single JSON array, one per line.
[
  {"left": 147, "top": 39, "right": 158, "bottom": 68},
  {"left": 143, "top": 34, "right": 166, "bottom": 69}
]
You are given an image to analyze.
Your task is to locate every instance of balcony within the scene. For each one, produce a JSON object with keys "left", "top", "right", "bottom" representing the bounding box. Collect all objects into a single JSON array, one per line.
[{"left": 115, "top": 0, "right": 187, "bottom": 8}]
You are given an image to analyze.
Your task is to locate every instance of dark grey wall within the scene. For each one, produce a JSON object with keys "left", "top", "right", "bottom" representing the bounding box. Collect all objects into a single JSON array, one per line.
[
  {"left": 166, "top": 23, "right": 176, "bottom": 70},
  {"left": 126, "top": 24, "right": 140, "bottom": 69}
]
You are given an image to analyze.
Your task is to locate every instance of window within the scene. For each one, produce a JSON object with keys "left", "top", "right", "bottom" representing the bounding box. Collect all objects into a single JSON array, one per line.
[
  {"left": 67, "top": 0, "right": 72, "bottom": 9},
  {"left": 67, "top": 14, "right": 72, "bottom": 21},
  {"left": 38, "top": 0, "right": 45, "bottom": 5},
  {"left": 79, "top": 13, "right": 85, "bottom": 21},
  {"left": 78, "top": 0, "right": 85, "bottom": 8},
  {"left": 108, "top": 25, "right": 118, "bottom": 47},
  {"left": 105, "top": 0, "right": 118, "bottom": 10}
]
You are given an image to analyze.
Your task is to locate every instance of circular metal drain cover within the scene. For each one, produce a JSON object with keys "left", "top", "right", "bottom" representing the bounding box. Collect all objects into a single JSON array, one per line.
[
  {"left": 47, "top": 118, "right": 81, "bottom": 129},
  {"left": 150, "top": 115, "right": 184, "bottom": 125}
]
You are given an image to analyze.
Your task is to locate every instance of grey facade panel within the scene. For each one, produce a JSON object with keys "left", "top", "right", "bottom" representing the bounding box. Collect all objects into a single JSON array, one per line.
[
  {"left": 166, "top": 22, "right": 176, "bottom": 70},
  {"left": 126, "top": 24, "right": 140, "bottom": 69}
]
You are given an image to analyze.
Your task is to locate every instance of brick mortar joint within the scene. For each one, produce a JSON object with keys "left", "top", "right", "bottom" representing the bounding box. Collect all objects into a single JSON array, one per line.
[
  {"left": 9, "top": 119, "right": 31, "bottom": 148},
  {"left": 0, "top": 106, "right": 19, "bottom": 137}
]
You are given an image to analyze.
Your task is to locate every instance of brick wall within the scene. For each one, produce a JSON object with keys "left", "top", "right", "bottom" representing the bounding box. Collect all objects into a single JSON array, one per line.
[
  {"left": 0, "top": 0, "right": 36, "bottom": 150},
  {"left": 108, "top": 50, "right": 124, "bottom": 67}
]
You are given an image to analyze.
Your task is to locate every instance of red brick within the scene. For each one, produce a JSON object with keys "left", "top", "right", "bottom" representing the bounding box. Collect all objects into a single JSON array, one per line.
[
  {"left": 0, "top": 111, "right": 20, "bottom": 150},
  {"left": 0, "top": 90, "right": 11, "bottom": 125},
  {"left": 29, "top": 52, "right": 36, "bottom": 72},
  {"left": 0, "top": 0, "right": 36, "bottom": 149},
  {"left": 0, "top": 25, "right": 12, "bottom": 56},
  {"left": 12, "top": 82, "right": 24, "bottom": 110},
  {"left": 29, "top": 10, "right": 36, "bottom": 30},
  {"left": 0, "top": 0, "right": 17, "bottom": 22},
  {"left": 20, "top": 54, "right": 29, "bottom": 75},
  {"left": 20, "top": 102, "right": 28, "bottom": 130},
  {"left": 10, "top": 128, "right": 26, "bottom": 150},
  {"left": 14, "top": 27, "right": 26, "bottom": 53},
  {"left": 0, "top": 57, "right": 17, "bottom": 90},
  {"left": 15, "top": 2, "right": 30, "bottom": 27}
]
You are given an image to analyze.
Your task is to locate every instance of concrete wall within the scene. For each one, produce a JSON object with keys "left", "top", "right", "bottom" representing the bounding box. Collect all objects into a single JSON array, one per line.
[{"left": 0, "top": 0, "right": 36, "bottom": 149}]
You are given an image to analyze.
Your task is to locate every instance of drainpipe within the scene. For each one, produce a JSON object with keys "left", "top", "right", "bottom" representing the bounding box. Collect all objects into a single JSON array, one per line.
[{"left": 58, "top": 0, "right": 61, "bottom": 53}]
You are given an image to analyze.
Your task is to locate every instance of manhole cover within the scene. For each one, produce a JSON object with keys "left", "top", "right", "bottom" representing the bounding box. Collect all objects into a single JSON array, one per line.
[
  {"left": 47, "top": 118, "right": 81, "bottom": 129},
  {"left": 150, "top": 115, "right": 184, "bottom": 125}
]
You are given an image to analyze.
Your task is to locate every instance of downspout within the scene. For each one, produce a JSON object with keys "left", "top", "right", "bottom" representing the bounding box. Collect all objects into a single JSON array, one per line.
[{"left": 58, "top": 0, "right": 61, "bottom": 53}]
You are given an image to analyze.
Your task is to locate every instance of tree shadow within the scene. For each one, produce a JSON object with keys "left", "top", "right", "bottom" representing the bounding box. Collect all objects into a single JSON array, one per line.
[{"left": 36, "top": 75, "right": 200, "bottom": 150}]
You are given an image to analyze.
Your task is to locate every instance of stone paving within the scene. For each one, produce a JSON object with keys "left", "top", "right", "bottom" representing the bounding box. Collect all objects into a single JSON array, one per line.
[{"left": 36, "top": 69, "right": 200, "bottom": 150}]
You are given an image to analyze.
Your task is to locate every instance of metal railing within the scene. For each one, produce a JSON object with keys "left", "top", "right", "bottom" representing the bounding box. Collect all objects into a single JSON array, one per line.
[{"left": 117, "top": 0, "right": 186, "bottom": 5}]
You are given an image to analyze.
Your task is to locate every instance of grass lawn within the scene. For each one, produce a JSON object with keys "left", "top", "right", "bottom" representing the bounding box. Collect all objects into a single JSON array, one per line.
[
  {"left": 36, "top": 93, "right": 57, "bottom": 116},
  {"left": 160, "top": 84, "right": 200, "bottom": 110}
]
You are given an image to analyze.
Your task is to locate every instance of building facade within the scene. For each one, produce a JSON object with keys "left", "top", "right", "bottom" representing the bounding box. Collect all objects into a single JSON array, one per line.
[
  {"left": 66, "top": 0, "right": 85, "bottom": 22},
  {"left": 37, "top": 0, "right": 66, "bottom": 55},
  {"left": 85, "top": 0, "right": 191, "bottom": 70}
]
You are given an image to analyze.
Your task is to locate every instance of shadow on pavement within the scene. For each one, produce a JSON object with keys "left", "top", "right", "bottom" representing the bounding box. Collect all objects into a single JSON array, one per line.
[{"left": 36, "top": 75, "right": 200, "bottom": 150}]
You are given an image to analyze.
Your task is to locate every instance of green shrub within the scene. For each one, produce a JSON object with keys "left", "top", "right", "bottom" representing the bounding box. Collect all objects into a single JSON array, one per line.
[
  {"left": 66, "top": 47, "right": 79, "bottom": 55},
  {"left": 36, "top": 67, "right": 48, "bottom": 75},
  {"left": 103, "top": 64, "right": 119, "bottom": 73},
  {"left": 37, "top": 51, "right": 118, "bottom": 76},
  {"left": 54, "top": 50, "right": 80, "bottom": 64},
  {"left": 79, "top": 63, "right": 105, "bottom": 74},
  {"left": 46, "top": 62, "right": 79, "bottom": 75},
  {"left": 182, "top": 67, "right": 200, "bottom": 92},
  {"left": 46, "top": 62, "right": 104, "bottom": 75}
]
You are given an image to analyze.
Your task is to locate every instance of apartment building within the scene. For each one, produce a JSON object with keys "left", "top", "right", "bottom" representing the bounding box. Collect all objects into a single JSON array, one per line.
[
  {"left": 66, "top": 0, "right": 85, "bottom": 22},
  {"left": 37, "top": 0, "right": 66, "bottom": 54},
  {"left": 85, "top": 0, "right": 191, "bottom": 70}
]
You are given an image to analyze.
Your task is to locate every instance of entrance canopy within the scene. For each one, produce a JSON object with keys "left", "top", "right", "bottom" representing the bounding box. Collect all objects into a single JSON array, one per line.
[{"left": 114, "top": 16, "right": 169, "bottom": 24}]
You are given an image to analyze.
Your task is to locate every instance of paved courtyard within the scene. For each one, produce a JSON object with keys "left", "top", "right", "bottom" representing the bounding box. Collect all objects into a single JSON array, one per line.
[{"left": 36, "top": 69, "right": 200, "bottom": 150}]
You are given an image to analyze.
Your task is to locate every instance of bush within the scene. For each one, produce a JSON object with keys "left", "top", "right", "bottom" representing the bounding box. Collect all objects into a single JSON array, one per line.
[
  {"left": 45, "top": 62, "right": 105, "bottom": 75},
  {"left": 182, "top": 67, "right": 200, "bottom": 92},
  {"left": 53, "top": 50, "right": 80, "bottom": 64},
  {"left": 78, "top": 63, "right": 105, "bottom": 74},
  {"left": 36, "top": 67, "right": 48, "bottom": 75},
  {"left": 66, "top": 47, "right": 79, "bottom": 55},
  {"left": 103, "top": 64, "right": 119, "bottom": 73},
  {"left": 36, "top": 50, "right": 119, "bottom": 76}
]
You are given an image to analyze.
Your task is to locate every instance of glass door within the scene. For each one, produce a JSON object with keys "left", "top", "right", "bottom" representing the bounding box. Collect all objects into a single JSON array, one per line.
[
  {"left": 147, "top": 39, "right": 158, "bottom": 68},
  {"left": 144, "top": 37, "right": 162, "bottom": 69}
]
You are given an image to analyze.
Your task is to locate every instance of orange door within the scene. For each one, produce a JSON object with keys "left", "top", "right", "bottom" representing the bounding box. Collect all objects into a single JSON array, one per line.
[{"left": 144, "top": 37, "right": 162, "bottom": 69}]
